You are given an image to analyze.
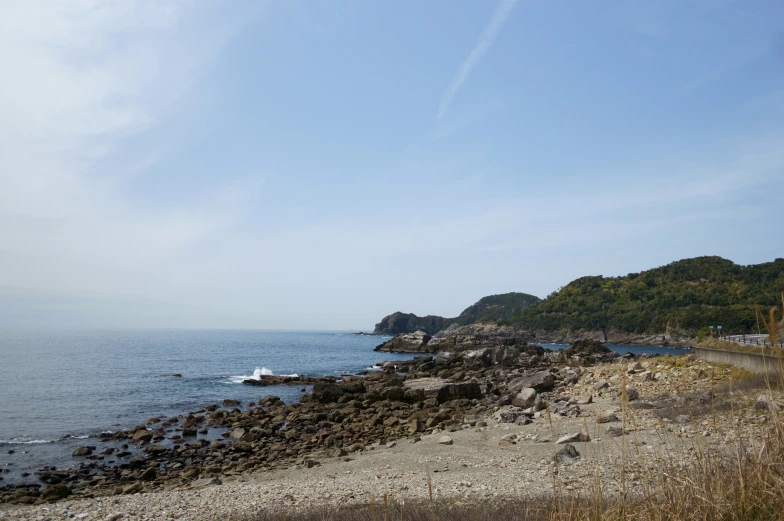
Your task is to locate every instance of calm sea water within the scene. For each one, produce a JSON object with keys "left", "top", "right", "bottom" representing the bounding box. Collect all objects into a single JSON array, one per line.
[{"left": 0, "top": 329, "right": 689, "bottom": 483}]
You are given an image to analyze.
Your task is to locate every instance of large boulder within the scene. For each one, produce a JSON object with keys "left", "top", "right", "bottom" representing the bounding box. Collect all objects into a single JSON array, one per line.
[
  {"left": 511, "top": 387, "right": 537, "bottom": 408},
  {"left": 508, "top": 371, "right": 555, "bottom": 392},
  {"left": 403, "top": 378, "right": 482, "bottom": 402}
]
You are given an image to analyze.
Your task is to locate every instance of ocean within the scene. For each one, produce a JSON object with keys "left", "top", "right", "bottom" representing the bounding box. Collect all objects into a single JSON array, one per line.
[{"left": 0, "top": 329, "right": 689, "bottom": 484}]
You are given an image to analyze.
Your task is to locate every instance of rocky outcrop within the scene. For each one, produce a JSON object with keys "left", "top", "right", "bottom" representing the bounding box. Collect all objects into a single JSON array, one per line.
[
  {"left": 374, "top": 325, "right": 538, "bottom": 354},
  {"left": 564, "top": 339, "right": 612, "bottom": 356},
  {"left": 427, "top": 324, "right": 534, "bottom": 352},
  {"left": 374, "top": 331, "right": 432, "bottom": 353},
  {"left": 373, "top": 313, "right": 448, "bottom": 335},
  {"left": 371, "top": 293, "right": 541, "bottom": 335},
  {"left": 242, "top": 375, "right": 330, "bottom": 387}
]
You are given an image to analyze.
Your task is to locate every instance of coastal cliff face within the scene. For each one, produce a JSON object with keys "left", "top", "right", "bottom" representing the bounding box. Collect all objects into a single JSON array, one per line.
[
  {"left": 372, "top": 292, "right": 540, "bottom": 335},
  {"left": 373, "top": 313, "right": 448, "bottom": 336}
]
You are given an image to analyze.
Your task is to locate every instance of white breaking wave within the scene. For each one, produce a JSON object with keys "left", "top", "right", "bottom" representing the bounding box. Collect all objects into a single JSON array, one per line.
[
  {"left": 226, "top": 366, "right": 299, "bottom": 384},
  {"left": 0, "top": 438, "right": 54, "bottom": 445}
]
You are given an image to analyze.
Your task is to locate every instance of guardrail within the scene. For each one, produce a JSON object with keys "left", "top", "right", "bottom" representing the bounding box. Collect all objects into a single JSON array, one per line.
[{"left": 716, "top": 334, "right": 784, "bottom": 348}]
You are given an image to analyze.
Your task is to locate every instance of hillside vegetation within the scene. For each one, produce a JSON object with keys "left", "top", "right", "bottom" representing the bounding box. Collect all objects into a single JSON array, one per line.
[
  {"left": 507, "top": 256, "right": 784, "bottom": 335},
  {"left": 454, "top": 292, "right": 541, "bottom": 325}
]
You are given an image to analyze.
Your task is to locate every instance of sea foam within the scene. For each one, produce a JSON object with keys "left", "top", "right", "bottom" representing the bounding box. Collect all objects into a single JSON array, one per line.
[{"left": 226, "top": 366, "right": 299, "bottom": 384}]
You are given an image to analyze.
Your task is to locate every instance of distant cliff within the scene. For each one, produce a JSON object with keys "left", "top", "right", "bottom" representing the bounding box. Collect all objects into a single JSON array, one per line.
[
  {"left": 373, "top": 313, "right": 448, "bottom": 336},
  {"left": 372, "top": 292, "right": 541, "bottom": 335}
]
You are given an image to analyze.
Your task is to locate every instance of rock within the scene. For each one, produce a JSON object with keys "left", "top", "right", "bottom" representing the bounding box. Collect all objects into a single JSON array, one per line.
[
  {"left": 511, "top": 387, "right": 537, "bottom": 408},
  {"left": 437, "top": 436, "right": 454, "bottom": 445},
  {"left": 408, "top": 419, "right": 423, "bottom": 434},
  {"left": 139, "top": 467, "right": 157, "bottom": 481},
  {"left": 675, "top": 415, "right": 690, "bottom": 423},
  {"left": 374, "top": 331, "right": 433, "bottom": 353},
  {"left": 625, "top": 388, "right": 640, "bottom": 401},
  {"left": 131, "top": 430, "right": 152, "bottom": 444},
  {"left": 40, "top": 484, "right": 72, "bottom": 500},
  {"left": 755, "top": 395, "right": 781, "bottom": 412},
  {"left": 497, "top": 408, "right": 529, "bottom": 423},
  {"left": 181, "top": 466, "right": 200, "bottom": 479},
  {"left": 122, "top": 483, "right": 143, "bottom": 494},
  {"left": 594, "top": 380, "right": 609, "bottom": 391},
  {"left": 229, "top": 428, "right": 246, "bottom": 440},
  {"left": 597, "top": 411, "right": 618, "bottom": 423},
  {"left": 72, "top": 446, "right": 92, "bottom": 457},
  {"left": 555, "top": 432, "right": 591, "bottom": 444},
  {"left": 555, "top": 444, "right": 580, "bottom": 462},
  {"left": 144, "top": 444, "right": 166, "bottom": 455},
  {"left": 574, "top": 395, "right": 593, "bottom": 405},
  {"left": 191, "top": 477, "right": 222, "bottom": 488},
  {"left": 509, "top": 371, "right": 555, "bottom": 393},
  {"left": 172, "top": 374, "right": 182, "bottom": 377},
  {"left": 222, "top": 399, "right": 240, "bottom": 407},
  {"left": 565, "top": 339, "right": 612, "bottom": 355},
  {"left": 607, "top": 426, "right": 627, "bottom": 437}
]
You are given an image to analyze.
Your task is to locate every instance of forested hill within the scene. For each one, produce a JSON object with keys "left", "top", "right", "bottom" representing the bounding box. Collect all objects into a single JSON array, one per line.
[
  {"left": 507, "top": 256, "right": 784, "bottom": 335},
  {"left": 373, "top": 292, "right": 541, "bottom": 335},
  {"left": 454, "top": 292, "right": 541, "bottom": 325}
]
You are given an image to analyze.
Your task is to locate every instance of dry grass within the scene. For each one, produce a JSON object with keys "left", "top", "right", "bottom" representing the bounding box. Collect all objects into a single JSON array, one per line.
[{"left": 242, "top": 394, "right": 784, "bottom": 521}]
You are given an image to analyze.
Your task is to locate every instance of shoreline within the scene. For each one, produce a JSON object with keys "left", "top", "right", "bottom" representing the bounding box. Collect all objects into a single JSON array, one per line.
[
  {"left": 4, "top": 342, "right": 619, "bottom": 503},
  {"left": 2, "top": 351, "right": 774, "bottom": 520}
]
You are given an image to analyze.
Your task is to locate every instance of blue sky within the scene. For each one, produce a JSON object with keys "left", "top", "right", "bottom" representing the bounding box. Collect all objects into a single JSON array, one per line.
[{"left": 0, "top": 0, "right": 782, "bottom": 329}]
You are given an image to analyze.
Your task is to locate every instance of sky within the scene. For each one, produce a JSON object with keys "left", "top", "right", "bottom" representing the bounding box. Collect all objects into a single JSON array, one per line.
[{"left": 1, "top": 0, "right": 783, "bottom": 330}]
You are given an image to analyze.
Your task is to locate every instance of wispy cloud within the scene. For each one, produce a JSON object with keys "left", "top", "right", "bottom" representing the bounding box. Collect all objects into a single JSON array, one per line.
[
  {"left": 437, "top": 0, "right": 520, "bottom": 122},
  {"left": 0, "top": 2, "right": 261, "bottom": 298}
]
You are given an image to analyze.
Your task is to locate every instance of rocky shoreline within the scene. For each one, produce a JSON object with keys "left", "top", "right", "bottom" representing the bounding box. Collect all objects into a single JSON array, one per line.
[
  {"left": 373, "top": 324, "right": 695, "bottom": 354},
  {"left": 1, "top": 337, "right": 621, "bottom": 507},
  {"left": 2, "top": 340, "right": 778, "bottom": 520}
]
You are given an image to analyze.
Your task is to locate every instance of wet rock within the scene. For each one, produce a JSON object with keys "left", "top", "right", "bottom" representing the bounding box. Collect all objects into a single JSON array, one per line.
[
  {"left": 131, "top": 430, "right": 153, "bottom": 444},
  {"left": 72, "top": 446, "right": 93, "bottom": 457},
  {"left": 40, "top": 484, "right": 72, "bottom": 501},
  {"left": 139, "top": 467, "right": 157, "bottom": 481}
]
